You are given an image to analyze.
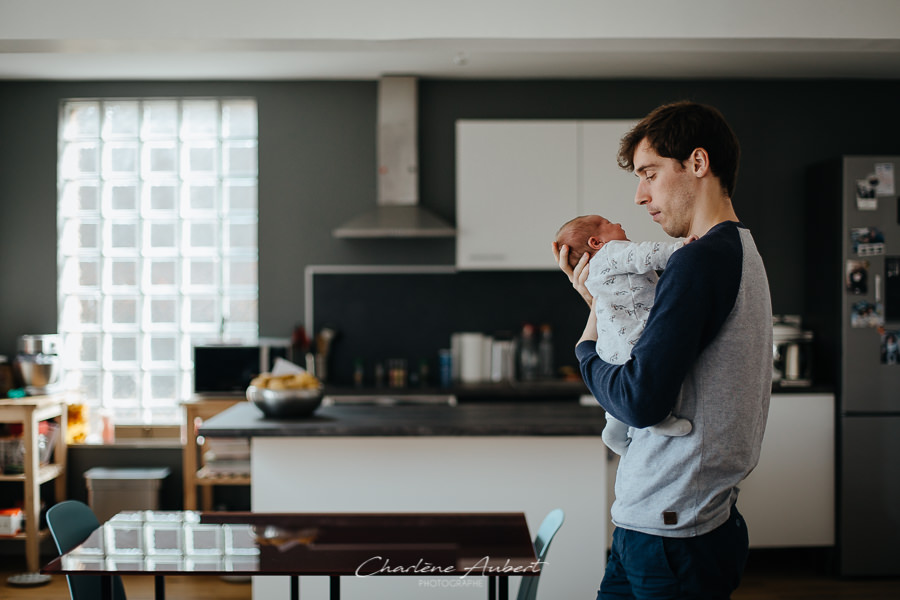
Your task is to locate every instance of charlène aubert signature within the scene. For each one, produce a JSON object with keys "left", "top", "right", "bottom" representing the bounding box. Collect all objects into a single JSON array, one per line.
[{"left": 355, "top": 556, "right": 545, "bottom": 578}]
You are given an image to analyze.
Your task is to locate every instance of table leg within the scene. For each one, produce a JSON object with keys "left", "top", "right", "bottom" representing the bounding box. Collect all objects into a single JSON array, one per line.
[
  {"left": 101, "top": 575, "right": 113, "bottom": 600},
  {"left": 330, "top": 575, "right": 340, "bottom": 600},
  {"left": 155, "top": 575, "right": 166, "bottom": 600},
  {"left": 290, "top": 575, "right": 299, "bottom": 600},
  {"left": 488, "top": 576, "right": 496, "bottom": 600},
  {"left": 499, "top": 577, "right": 508, "bottom": 600}
]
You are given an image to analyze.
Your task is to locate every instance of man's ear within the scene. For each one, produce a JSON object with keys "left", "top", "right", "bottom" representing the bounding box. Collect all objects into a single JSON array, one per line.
[
  {"left": 690, "top": 147, "right": 710, "bottom": 178},
  {"left": 588, "top": 236, "right": 604, "bottom": 250}
]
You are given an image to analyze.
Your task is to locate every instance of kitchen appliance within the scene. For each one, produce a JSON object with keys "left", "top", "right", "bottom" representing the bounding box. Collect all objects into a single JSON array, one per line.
[
  {"left": 806, "top": 156, "right": 900, "bottom": 576},
  {"left": 332, "top": 76, "right": 455, "bottom": 238},
  {"left": 192, "top": 339, "right": 290, "bottom": 395},
  {"left": 772, "top": 316, "right": 814, "bottom": 386},
  {"left": 13, "top": 334, "right": 62, "bottom": 395}
]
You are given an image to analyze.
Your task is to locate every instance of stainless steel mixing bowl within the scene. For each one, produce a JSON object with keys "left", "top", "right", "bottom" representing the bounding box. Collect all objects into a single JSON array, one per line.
[
  {"left": 14, "top": 357, "right": 60, "bottom": 388},
  {"left": 246, "top": 386, "right": 324, "bottom": 419}
]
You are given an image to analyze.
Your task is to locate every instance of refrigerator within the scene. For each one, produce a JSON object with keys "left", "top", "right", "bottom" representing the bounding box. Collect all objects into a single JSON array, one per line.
[{"left": 807, "top": 156, "right": 900, "bottom": 576}]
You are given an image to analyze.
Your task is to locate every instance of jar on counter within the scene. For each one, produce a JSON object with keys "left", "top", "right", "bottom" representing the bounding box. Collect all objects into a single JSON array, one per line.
[
  {"left": 66, "top": 403, "right": 89, "bottom": 444},
  {"left": 0, "top": 355, "right": 14, "bottom": 398}
]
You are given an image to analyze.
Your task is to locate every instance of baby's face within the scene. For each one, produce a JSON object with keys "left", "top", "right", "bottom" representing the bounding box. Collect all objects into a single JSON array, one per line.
[{"left": 593, "top": 216, "right": 628, "bottom": 243}]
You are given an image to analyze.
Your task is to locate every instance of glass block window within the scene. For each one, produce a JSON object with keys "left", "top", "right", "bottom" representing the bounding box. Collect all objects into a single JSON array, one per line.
[{"left": 58, "top": 98, "right": 259, "bottom": 424}]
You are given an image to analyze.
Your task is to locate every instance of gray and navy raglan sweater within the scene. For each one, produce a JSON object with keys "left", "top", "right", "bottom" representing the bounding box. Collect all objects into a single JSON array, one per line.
[{"left": 576, "top": 221, "right": 773, "bottom": 537}]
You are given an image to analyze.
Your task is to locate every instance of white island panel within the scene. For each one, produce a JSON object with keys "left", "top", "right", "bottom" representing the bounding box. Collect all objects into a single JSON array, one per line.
[{"left": 252, "top": 435, "right": 608, "bottom": 599}]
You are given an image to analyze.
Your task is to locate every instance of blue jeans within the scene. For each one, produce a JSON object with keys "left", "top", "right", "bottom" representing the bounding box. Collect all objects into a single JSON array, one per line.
[{"left": 598, "top": 504, "right": 749, "bottom": 600}]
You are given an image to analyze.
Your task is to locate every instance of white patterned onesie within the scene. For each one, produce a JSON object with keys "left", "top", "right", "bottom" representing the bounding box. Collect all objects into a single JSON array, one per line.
[{"left": 585, "top": 239, "right": 693, "bottom": 455}]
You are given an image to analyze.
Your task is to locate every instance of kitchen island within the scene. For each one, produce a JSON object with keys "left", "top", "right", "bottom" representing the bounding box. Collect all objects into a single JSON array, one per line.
[{"left": 200, "top": 401, "right": 608, "bottom": 600}]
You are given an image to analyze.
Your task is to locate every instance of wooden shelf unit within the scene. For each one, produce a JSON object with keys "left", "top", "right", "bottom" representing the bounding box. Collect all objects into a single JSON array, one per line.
[
  {"left": 0, "top": 394, "right": 68, "bottom": 573},
  {"left": 181, "top": 397, "right": 250, "bottom": 511}
]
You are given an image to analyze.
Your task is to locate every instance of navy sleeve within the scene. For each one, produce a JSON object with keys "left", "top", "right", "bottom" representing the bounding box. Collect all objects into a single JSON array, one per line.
[{"left": 578, "top": 223, "right": 744, "bottom": 427}]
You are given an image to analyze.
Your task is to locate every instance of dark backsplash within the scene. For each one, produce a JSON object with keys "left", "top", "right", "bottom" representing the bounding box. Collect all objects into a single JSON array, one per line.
[{"left": 311, "top": 269, "right": 589, "bottom": 386}]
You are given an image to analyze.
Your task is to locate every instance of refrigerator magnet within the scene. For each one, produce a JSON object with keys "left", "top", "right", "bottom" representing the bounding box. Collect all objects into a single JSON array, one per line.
[
  {"left": 880, "top": 330, "right": 900, "bottom": 365},
  {"left": 851, "top": 301, "right": 883, "bottom": 328},
  {"left": 850, "top": 227, "right": 885, "bottom": 256},
  {"left": 856, "top": 175, "right": 879, "bottom": 210},
  {"left": 846, "top": 259, "right": 869, "bottom": 295},
  {"left": 875, "top": 163, "right": 895, "bottom": 196}
]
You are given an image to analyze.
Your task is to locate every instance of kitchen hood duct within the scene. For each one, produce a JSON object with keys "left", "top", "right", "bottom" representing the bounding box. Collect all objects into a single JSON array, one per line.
[{"left": 333, "top": 76, "right": 456, "bottom": 238}]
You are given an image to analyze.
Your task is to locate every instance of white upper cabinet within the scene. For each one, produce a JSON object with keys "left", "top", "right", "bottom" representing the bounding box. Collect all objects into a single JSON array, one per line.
[
  {"left": 456, "top": 121, "right": 578, "bottom": 269},
  {"left": 456, "top": 119, "right": 673, "bottom": 270}
]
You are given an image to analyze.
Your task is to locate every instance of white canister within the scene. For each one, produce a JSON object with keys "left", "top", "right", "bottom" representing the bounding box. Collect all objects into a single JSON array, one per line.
[
  {"left": 457, "top": 333, "right": 485, "bottom": 383},
  {"left": 481, "top": 336, "right": 494, "bottom": 382},
  {"left": 490, "top": 340, "right": 516, "bottom": 382}
]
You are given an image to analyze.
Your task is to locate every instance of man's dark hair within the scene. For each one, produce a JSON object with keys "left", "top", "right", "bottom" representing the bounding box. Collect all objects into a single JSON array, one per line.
[{"left": 617, "top": 101, "right": 741, "bottom": 198}]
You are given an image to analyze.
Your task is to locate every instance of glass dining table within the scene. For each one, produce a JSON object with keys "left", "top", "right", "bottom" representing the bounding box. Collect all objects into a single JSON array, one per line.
[{"left": 41, "top": 510, "right": 540, "bottom": 600}]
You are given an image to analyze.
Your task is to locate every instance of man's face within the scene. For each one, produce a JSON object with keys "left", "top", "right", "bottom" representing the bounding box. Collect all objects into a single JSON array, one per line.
[{"left": 631, "top": 138, "right": 696, "bottom": 238}]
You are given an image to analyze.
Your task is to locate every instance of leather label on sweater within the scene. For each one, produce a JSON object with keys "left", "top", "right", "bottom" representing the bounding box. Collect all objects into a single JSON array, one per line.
[{"left": 663, "top": 511, "right": 678, "bottom": 525}]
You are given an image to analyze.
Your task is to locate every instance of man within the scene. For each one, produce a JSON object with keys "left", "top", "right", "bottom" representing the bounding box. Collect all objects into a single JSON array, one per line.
[{"left": 553, "top": 101, "right": 772, "bottom": 599}]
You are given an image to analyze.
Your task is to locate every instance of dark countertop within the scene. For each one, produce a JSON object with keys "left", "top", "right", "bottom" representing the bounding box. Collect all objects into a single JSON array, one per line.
[
  {"left": 770, "top": 383, "right": 833, "bottom": 394},
  {"left": 199, "top": 401, "right": 606, "bottom": 438},
  {"left": 323, "top": 379, "right": 590, "bottom": 400},
  {"left": 197, "top": 381, "right": 834, "bottom": 439},
  {"left": 321, "top": 380, "right": 832, "bottom": 398}
]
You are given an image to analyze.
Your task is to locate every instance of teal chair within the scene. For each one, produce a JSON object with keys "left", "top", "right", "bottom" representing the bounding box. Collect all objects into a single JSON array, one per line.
[
  {"left": 46, "top": 500, "right": 127, "bottom": 600},
  {"left": 517, "top": 508, "right": 565, "bottom": 600}
]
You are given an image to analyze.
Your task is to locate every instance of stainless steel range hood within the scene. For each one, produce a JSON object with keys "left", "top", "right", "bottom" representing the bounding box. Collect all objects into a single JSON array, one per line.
[{"left": 333, "top": 76, "right": 456, "bottom": 239}]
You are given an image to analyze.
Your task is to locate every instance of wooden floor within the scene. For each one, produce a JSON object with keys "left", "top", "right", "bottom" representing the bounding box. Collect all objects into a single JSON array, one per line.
[
  {"left": 2, "top": 549, "right": 899, "bottom": 599},
  {"left": 0, "top": 573, "right": 251, "bottom": 600},
  {"left": 734, "top": 549, "right": 900, "bottom": 600}
]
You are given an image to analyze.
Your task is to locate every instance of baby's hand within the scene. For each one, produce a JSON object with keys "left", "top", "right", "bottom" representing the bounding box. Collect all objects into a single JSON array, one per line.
[{"left": 683, "top": 235, "right": 699, "bottom": 245}]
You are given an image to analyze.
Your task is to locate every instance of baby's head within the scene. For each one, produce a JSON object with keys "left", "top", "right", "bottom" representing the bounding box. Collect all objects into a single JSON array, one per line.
[{"left": 555, "top": 215, "right": 628, "bottom": 268}]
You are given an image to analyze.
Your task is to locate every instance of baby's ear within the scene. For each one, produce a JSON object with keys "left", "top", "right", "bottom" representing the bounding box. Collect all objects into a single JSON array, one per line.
[{"left": 588, "top": 236, "right": 604, "bottom": 250}]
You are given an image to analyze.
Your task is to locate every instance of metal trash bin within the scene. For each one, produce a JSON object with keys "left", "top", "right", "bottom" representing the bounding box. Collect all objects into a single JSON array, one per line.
[{"left": 84, "top": 467, "right": 170, "bottom": 523}]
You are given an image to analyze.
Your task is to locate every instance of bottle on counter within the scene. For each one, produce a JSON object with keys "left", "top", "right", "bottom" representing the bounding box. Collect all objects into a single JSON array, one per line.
[
  {"left": 438, "top": 349, "right": 453, "bottom": 389},
  {"left": 352, "top": 359, "right": 365, "bottom": 388},
  {"left": 388, "top": 358, "right": 407, "bottom": 389},
  {"left": 518, "top": 324, "right": 539, "bottom": 381},
  {"left": 417, "top": 359, "right": 429, "bottom": 388},
  {"left": 374, "top": 361, "right": 386, "bottom": 388},
  {"left": 290, "top": 324, "right": 310, "bottom": 364},
  {"left": 538, "top": 324, "right": 554, "bottom": 379}
]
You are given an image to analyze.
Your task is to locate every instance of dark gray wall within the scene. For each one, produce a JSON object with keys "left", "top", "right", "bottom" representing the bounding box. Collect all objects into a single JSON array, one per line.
[{"left": 2, "top": 78, "right": 900, "bottom": 358}]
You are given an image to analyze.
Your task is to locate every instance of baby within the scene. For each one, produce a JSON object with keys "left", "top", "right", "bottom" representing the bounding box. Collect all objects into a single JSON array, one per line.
[{"left": 556, "top": 215, "right": 694, "bottom": 455}]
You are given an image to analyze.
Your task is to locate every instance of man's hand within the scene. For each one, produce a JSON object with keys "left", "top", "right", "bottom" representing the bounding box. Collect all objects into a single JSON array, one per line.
[{"left": 551, "top": 242, "right": 593, "bottom": 306}]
